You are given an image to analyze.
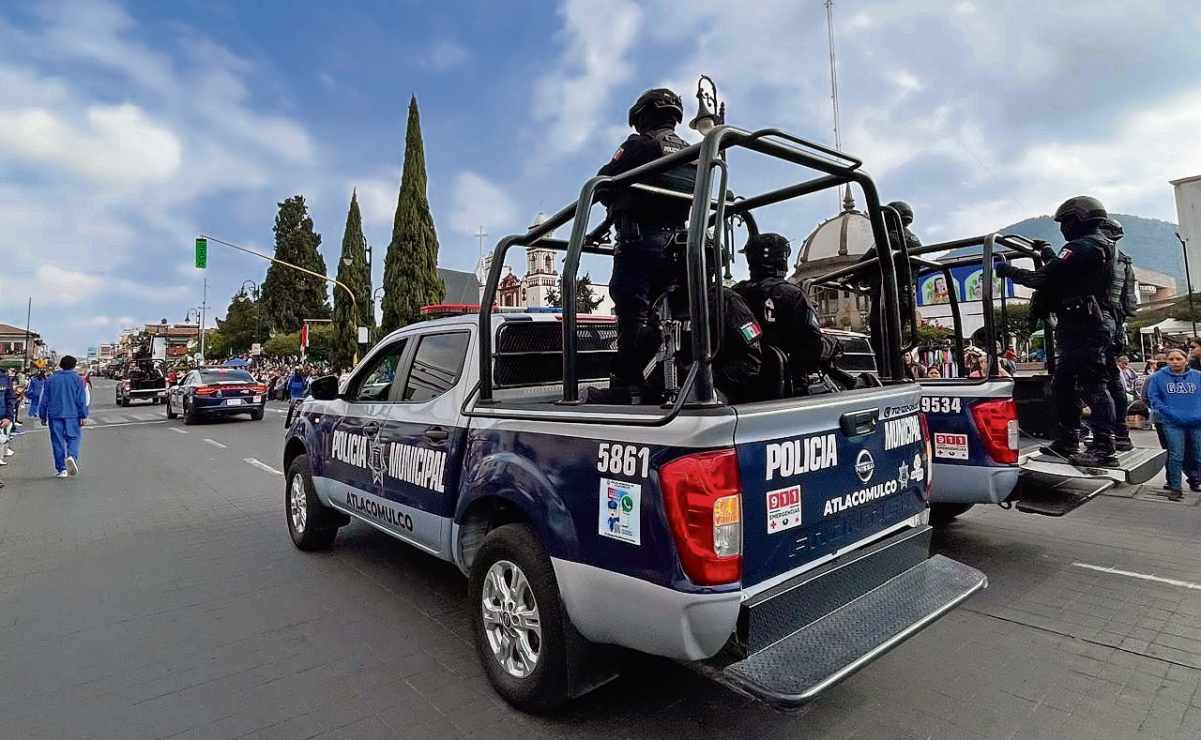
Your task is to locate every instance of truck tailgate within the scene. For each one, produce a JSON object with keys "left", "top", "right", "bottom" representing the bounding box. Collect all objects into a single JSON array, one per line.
[{"left": 734, "top": 385, "right": 930, "bottom": 588}]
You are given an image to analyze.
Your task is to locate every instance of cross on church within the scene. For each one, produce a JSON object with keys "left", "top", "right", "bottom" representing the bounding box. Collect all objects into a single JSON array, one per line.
[{"left": 475, "top": 226, "right": 488, "bottom": 260}]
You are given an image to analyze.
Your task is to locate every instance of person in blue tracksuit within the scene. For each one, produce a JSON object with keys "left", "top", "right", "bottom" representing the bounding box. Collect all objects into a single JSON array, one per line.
[
  {"left": 25, "top": 370, "right": 45, "bottom": 419},
  {"left": 39, "top": 356, "right": 90, "bottom": 478},
  {"left": 287, "top": 367, "right": 307, "bottom": 400},
  {"left": 1145, "top": 348, "right": 1201, "bottom": 501}
]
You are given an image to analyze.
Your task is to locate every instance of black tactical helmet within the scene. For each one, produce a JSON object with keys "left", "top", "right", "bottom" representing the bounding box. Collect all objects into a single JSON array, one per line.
[
  {"left": 886, "top": 200, "right": 914, "bottom": 225},
  {"left": 628, "top": 88, "right": 684, "bottom": 129},
  {"left": 1053, "top": 196, "right": 1107, "bottom": 224},
  {"left": 740, "top": 232, "right": 792, "bottom": 264},
  {"left": 1100, "top": 217, "right": 1124, "bottom": 239}
]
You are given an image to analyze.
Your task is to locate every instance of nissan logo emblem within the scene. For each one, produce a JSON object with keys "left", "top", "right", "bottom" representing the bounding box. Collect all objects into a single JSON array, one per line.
[{"left": 855, "top": 449, "right": 875, "bottom": 483}]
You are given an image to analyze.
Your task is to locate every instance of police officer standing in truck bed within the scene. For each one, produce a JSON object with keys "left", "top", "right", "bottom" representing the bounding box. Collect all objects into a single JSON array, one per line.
[
  {"left": 592, "top": 88, "right": 697, "bottom": 404},
  {"left": 1101, "top": 217, "right": 1138, "bottom": 451},
  {"left": 997, "top": 196, "right": 1118, "bottom": 466}
]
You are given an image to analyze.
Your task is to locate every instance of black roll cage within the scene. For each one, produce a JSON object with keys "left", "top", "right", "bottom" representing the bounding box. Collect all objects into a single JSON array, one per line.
[
  {"left": 808, "top": 232, "right": 1054, "bottom": 381},
  {"left": 471, "top": 125, "right": 907, "bottom": 425}
]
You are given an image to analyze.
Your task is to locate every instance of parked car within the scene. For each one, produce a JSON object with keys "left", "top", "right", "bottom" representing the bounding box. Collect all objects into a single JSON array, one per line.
[{"left": 166, "top": 367, "right": 268, "bottom": 424}]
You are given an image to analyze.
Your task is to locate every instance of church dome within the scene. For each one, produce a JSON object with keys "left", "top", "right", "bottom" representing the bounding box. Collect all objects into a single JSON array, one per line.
[{"left": 797, "top": 189, "right": 875, "bottom": 264}]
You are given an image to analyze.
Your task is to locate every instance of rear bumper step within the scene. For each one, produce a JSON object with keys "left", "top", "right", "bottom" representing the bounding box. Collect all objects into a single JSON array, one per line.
[
  {"left": 1011, "top": 470, "right": 1113, "bottom": 516},
  {"left": 700, "top": 552, "right": 986, "bottom": 709},
  {"left": 1019, "top": 446, "right": 1165, "bottom": 485}
]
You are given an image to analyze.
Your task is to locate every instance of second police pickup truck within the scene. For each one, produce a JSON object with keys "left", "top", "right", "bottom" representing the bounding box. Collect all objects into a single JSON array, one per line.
[
  {"left": 282, "top": 119, "right": 987, "bottom": 711},
  {"left": 817, "top": 234, "right": 1166, "bottom": 524}
]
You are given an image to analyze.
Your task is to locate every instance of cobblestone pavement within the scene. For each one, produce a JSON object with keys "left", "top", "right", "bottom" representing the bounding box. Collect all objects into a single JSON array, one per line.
[{"left": 1, "top": 381, "right": 1199, "bottom": 738}]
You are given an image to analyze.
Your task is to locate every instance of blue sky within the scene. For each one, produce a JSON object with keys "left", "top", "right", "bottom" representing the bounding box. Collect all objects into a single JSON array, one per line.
[{"left": 2, "top": 0, "right": 1200, "bottom": 355}]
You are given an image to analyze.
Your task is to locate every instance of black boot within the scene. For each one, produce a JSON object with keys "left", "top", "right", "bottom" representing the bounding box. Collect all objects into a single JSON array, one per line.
[
  {"left": 1168, "top": 488, "right": 1184, "bottom": 501},
  {"left": 1041, "top": 439, "right": 1079, "bottom": 459},
  {"left": 1114, "top": 437, "right": 1134, "bottom": 452},
  {"left": 1070, "top": 447, "right": 1118, "bottom": 467}
]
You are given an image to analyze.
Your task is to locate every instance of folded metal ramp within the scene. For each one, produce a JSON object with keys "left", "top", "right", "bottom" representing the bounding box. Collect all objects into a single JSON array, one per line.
[
  {"left": 710, "top": 556, "right": 986, "bottom": 709},
  {"left": 1019, "top": 446, "right": 1165, "bottom": 485},
  {"left": 1012, "top": 470, "right": 1113, "bottom": 517}
]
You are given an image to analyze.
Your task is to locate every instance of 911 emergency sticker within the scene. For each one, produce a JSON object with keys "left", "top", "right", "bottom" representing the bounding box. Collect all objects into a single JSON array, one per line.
[
  {"left": 598, "top": 478, "right": 641, "bottom": 545},
  {"left": 766, "top": 485, "right": 802, "bottom": 533},
  {"left": 920, "top": 396, "right": 962, "bottom": 414},
  {"left": 933, "top": 432, "right": 969, "bottom": 460}
]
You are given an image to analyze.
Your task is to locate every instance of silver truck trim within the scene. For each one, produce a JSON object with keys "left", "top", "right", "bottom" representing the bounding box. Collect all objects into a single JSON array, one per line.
[{"left": 551, "top": 557, "right": 741, "bottom": 661}]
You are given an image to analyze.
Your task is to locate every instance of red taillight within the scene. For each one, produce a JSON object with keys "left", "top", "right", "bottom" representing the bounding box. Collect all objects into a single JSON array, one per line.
[
  {"left": 661, "top": 449, "right": 742, "bottom": 585},
  {"left": 253, "top": 384, "right": 267, "bottom": 393},
  {"left": 971, "top": 399, "right": 1018, "bottom": 464},
  {"left": 194, "top": 386, "right": 217, "bottom": 396}
]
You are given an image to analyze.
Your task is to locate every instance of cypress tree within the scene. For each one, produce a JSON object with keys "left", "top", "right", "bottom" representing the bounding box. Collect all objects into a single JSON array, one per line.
[
  {"left": 332, "top": 190, "right": 375, "bottom": 370},
  {"left": 381, "top": 96, "right": 444, "bottom": 333},
  {"left": 260, "top": 195, "right": 329, "bottom": 333}
]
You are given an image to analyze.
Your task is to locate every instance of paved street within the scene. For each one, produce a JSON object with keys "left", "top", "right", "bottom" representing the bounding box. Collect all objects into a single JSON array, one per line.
[{"left": 1, "top": 379, "right": 1201, "bottom": 739}]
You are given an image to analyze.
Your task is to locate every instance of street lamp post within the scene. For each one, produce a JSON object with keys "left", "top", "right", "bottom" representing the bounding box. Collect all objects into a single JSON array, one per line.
[
  {"left": 342, "top": 237, "right": 373, "bottom": 347},
  {"left": 240, "top": 279, "right": 261, "bottom": 350},
  {"left": 1179, "top": 233, "right": 1198, "bottom": 339},
  {"left": 372, "top": 287, "right": 385, "bottom": 342}
]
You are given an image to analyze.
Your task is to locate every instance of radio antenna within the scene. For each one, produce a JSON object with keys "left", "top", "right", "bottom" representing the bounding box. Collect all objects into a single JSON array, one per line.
[{"left": 825, "top": 0, "right": 852, "bottom": 209}]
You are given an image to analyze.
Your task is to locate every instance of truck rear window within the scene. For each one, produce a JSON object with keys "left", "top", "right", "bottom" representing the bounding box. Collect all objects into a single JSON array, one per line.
[
  {"left": 200, "top": 369, "right": 254, "bottom": 383},
  {"left": 494, "top": 322, "right": 616, "bottom": 387}
]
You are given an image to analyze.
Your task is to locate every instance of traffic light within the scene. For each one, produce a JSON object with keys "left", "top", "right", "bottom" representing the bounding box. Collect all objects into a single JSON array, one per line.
[{"left": 195, "top": 237, "right": 207, "bottom": 269}]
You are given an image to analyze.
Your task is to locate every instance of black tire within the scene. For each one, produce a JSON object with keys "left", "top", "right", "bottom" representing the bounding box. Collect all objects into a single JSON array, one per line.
[
  {"left": 930, "top": 503, "right": 973, "bottom": 528},
  {"left": 183, "top": 399, "right": 198, "bottom": 426},
  {"left": 469, "top": 523, "right": 575, "bottom": 712},
  {"left": 166, "top": 396, "right": 177, "bottom": 419},
  {"left": 250, "top": 408, "right": 264, "bottom": 421},
  {"left": 285, "top": 453, "right": 342, "bottom": 550}
]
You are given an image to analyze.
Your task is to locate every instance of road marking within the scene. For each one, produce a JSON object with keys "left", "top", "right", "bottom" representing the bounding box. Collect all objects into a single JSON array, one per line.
[
  {"left": 204, "top": 438, "right": 227, "bottom": 449},
  {"left": 270, "top": 408, "right": 287, "bottom": 414},
  {"left": 244, "top": 457, "right": 283, "bottom": 476},
  {"left": 171, "top": 428, "right": 188, "bottom": 434},
  {"left": 81, "top": 420, "right": 171, "bottom": 430},
  {"left": 1072, "top": 562, "right": 1201, "bottom": 592}
]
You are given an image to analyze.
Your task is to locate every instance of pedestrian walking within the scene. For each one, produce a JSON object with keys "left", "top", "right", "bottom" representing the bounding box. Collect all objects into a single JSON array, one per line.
[
  {"left": 1145, "top": 348, "right": 1201, "bottom": 501},
  {"left": 25, "top": 370, "right": 45, "bottom": 420},
  {"left": 39, "top": 355, "right": 89, "bottom": 479}
]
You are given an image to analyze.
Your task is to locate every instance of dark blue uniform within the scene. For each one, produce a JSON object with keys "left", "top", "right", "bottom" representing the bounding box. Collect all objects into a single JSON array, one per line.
[
  {"left": 597, "top": 128, "right": 696, "bottom": 391},
  {"left": 999, "top": 231, "right": 1117, "bottom": 453}
]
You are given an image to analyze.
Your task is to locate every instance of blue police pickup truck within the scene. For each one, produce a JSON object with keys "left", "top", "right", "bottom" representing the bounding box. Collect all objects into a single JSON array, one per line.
[{"left": 282, "top": 310, "right": 987, "bottom": 711}]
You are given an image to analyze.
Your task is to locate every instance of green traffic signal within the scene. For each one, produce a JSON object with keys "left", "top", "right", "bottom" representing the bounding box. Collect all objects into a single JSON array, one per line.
[{"left": 195, "top": 237, "right": 207, "bottom": 269}]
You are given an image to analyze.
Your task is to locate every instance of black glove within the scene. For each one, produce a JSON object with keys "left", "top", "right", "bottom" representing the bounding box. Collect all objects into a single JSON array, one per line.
[{"left": 994, "top": 258, "right": 1012, "bottom": 278}]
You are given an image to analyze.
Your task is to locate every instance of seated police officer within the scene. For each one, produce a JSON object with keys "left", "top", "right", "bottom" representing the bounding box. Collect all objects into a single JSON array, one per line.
[
  {"left": 996, "top": 196, "right": 1118, "bottom": 466},
  {"left": 733, "top": 233, "right": 827, "bottom": 398},
  {"left": 590, "top": 88, "right": 697, "bottom": 404}
]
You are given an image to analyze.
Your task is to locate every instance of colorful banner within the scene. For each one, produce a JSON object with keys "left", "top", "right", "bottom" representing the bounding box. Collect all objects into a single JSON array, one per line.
[{"left": 915, "top": 265, "right": 1014, "bottom": 306}]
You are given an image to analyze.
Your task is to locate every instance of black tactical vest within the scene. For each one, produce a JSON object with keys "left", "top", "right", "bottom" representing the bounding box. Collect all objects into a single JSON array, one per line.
[{"left": 612, "top": 128, "right": 697, "bottom": 226}]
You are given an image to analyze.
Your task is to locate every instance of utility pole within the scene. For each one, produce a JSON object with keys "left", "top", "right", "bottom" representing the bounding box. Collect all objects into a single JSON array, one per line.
[
  {"left": 22, "top": 297, "right": 31, "bottom": 368},
  {"left": 200, "top": 277, "right": 208, "bottom": 362}
]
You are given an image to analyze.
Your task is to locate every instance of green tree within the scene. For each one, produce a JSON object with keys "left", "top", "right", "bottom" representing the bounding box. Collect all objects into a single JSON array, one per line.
[
  {"left": 260, "top": 195, "right": 329, "bottom": 333},
  {"left": 203, "top": 327, "right": 230, "bottom": 360},
  {"left": 546, "top": 272, "right": 604, "bottom": 313},
  {"left": 332, "top": 190, "right": 374, "bottom": 370},
  {"left": 262, "top": 332, "right": 300, "bottom": 358},
  {"left": 381, "top": 96, "right": 444, "bottom": 333},
  {"left": 214, "top": 290, "right": 262, "bottom": 355},
  {"left": 262, "top": 325, "right": 336, "bottom": 363}
]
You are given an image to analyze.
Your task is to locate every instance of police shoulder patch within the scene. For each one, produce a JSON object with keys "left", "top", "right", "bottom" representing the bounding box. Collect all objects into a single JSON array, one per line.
[
  {"left": 1059, "top": 248, "right": 1073, "bottom": 260},
  {"left": 611, "top": 147, "right": 624, "bottom": 161}
]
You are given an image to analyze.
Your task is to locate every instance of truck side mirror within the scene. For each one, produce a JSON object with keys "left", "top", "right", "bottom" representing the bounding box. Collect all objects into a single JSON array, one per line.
[{"left": 309, "top": 375, "right": 339, "bottom": 401}]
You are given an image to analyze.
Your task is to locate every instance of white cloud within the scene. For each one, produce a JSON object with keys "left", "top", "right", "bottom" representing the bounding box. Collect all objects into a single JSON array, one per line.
[
  {"left": 0, "top": 103, "right": 183, "bottom": 185},
  {"left": 426, "top": 40, "right": 468, "bottom": 70},
  {"left": 67, "top": 315, "right": 137, "bottom": 329},
  {"left": 533, "top": 0, "right": 642, "bottom": 155},
  {"left": 354, "top": 174, "right": 402, "bottom": 228},
  {"left": 449, "top": 172, "right": 519, "bottom": 237},
  {"left": 0, "top": 266, "right": 188, "bottom": 309}
]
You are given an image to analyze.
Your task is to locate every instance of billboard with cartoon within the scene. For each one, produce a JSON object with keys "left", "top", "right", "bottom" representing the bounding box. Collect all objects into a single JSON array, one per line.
[{"left": 916, "top": 265, "right": 1013, "bottom": 306}]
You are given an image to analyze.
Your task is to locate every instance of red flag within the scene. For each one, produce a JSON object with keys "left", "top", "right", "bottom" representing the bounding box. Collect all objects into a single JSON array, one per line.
[{"left": 299, "top": 323, "right": 309, "bottom": 352}]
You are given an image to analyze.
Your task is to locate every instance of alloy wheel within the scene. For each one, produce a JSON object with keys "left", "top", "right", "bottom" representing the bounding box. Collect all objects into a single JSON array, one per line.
[
  {"left": 289, "top": 473, "right": 307, "bottom": 534},
  {"left": 481, "top": 559, "right": 542, "bottom": 678}
]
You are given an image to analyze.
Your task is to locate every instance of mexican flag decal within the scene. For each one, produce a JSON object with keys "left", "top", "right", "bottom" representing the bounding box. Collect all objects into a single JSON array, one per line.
[{"left": 739, "top": 320, "right": 762, "bottom": 343}]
